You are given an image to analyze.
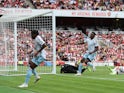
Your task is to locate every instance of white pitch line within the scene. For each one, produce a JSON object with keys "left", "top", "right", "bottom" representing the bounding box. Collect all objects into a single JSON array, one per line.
[{"left": 56, "top": 74, "right": 124, "bottom": 82}]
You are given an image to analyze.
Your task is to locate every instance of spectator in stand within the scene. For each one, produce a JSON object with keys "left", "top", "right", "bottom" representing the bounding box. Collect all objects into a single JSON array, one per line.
[
  {"left": 0, "top": 0, "right": 29, "bottom": 8},
  {"left": 1, "top": 0, "right": 124, "bottom": 11}
]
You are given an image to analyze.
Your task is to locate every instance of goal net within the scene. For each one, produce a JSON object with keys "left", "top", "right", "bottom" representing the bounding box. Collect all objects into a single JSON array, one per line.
[{"left": 0, "top": 10, "right": 56, "bottom": 76}]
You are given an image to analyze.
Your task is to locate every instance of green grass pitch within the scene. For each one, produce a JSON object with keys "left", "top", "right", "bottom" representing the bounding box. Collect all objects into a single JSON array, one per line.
[{"left": 0, "top": 66, "right": 124, "bottom": 93}]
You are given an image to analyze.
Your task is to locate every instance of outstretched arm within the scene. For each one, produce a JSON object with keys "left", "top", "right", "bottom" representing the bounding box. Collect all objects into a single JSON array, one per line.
[
  {"left": 81, "top": 27, "right": 88, "bottom": 36},
  {"left": 81, "top": 27, "right": 89, "bottom": 45}
]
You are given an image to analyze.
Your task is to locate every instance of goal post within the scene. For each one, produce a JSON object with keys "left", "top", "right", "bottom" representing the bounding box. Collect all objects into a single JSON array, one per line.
[{"left": 0, "top": 10, "right": 56, "bottom": 76}]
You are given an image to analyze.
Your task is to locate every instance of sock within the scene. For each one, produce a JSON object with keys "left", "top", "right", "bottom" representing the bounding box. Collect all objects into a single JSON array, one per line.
[
  {"left": 24, "top": 68, "right": 32, "bottom": 84},
  {"left": 107, "top": 66, "right": 112, "bottom": 71},
  {"left": 32, "top": 69, "right": 38, "bottom": 78},
  {"left": 78, "top": 63, "right": 83, "bottom": 73}
]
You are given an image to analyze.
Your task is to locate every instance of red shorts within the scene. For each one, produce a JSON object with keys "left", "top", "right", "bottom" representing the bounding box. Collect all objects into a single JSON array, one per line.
[{"left": 114, "top": 62, "right": 121, "bottom": 66}]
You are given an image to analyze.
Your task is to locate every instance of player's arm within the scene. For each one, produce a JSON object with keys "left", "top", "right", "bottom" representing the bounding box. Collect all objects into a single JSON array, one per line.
[
  {"left": 38, "top": 43, "right": 47, "bottom": 53},
  {"left": 27, "top": 49, "right": 33, "bottom": 54},
  {"left": 81, "top": 27, "right": 89, "bottom": 45},
  {"left": 34, "top": 43, "right": 47, "bottom": 56},
  {"left": 27, "top": 44, "right": 34, "bottom": 54},
  {"left": 81, "top": 27, "right": 88, "bottom": 37}
]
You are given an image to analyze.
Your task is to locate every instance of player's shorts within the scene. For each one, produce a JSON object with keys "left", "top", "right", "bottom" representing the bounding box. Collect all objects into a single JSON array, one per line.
[
  {"left": 32, "top": 55, "right": 46, "bottom": 66},
  {"left": 114, "top": 62, "right": 121, "bottom": 66},
  {"left": 83, "top": 52, "right": 96, "bottom": 62}
]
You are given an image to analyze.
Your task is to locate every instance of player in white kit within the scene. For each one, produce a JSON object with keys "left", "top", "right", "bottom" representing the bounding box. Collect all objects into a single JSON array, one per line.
[{"left": 18, "top": 30, "right": 47, "bottom": 88}]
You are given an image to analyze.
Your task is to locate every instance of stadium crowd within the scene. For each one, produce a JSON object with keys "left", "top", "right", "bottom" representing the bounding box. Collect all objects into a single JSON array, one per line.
[
  {"left": 6, "top": 29, "right": 124, "bottom": 62},
  {"left": 0, "top": 0, "right": 124, "bottom": 66},
  {"left": 0, "top": 0, "right": 124, "bottom": 11},
  {"left": 18, "top": 28, "right": 124, "bottom": 65},
  {"left": 0, "top": 28, "right": 124, "bottom": 66},
  {"left": 0, "top": 0, "right": 30, "bottom": 8}
]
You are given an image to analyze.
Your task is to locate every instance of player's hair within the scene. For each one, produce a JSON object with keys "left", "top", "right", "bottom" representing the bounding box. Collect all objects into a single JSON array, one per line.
[
  {"left": 31, "top": 30, "right": 39, "bottom": 35},
  {"left": 0, "top": 15, "right": 3, "bottom": 17},
  {"left": 92, "top": 32, "right": 96, "bottom": 35}
]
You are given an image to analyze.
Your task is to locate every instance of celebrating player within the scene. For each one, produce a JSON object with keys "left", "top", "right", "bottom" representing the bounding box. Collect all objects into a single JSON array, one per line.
[
  {"left": 18, "top": 30, "right": 47, "bottom": 88},
  {"left": 75, "top": 28, "right": 99, "bottom": 76}
]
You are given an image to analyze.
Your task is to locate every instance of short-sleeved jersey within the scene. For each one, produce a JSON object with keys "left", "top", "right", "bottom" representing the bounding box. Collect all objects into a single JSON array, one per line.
[
  {"left": 85, "top": 37, "right": 99, "bottom": 53},
  {"left": 34, "top": 35, "right": 46, "bottom": 59}
]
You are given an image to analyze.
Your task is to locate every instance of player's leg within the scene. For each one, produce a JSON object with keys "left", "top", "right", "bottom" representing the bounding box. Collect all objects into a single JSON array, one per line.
[
  {"left": 25, "top": 62, "right": 37, "bottom": 84},
  {"left": 75, "top": 58, "right": 85, "bottom": 76},
  {"left": 28, "top": 56, "right": 40, "bottom": 79},
  {"left": 32, "top": 69, "right": 41, "bottom": 83},
  {"left": 18, "top": 61, "right": 37, "bottom": 88},
  {"left": 87, "top": 53, "right": 96, "bottom": 71},
  {"left": 110, "top": 67, "right": 118, "bottom": 75},
  {"left": 75, "top": 53, "right": 90, "bottom": 76},
  {"left": 110, "top": 62, "right": 121, "bottom": 75},
  {"left": 32, "top": 69, "right": 40, "bottom": 79},
  {"left": 31, "top": 56, "right": 45, "bottom": 83}
]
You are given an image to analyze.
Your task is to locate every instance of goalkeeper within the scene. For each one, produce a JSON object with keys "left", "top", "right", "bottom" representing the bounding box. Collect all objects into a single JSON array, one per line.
[
  {"left": 75, "top": 28, "right": 99, "bottom": 76},
  {"left": 18, "top": 30, "right": 47, "bottom": 88}
]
